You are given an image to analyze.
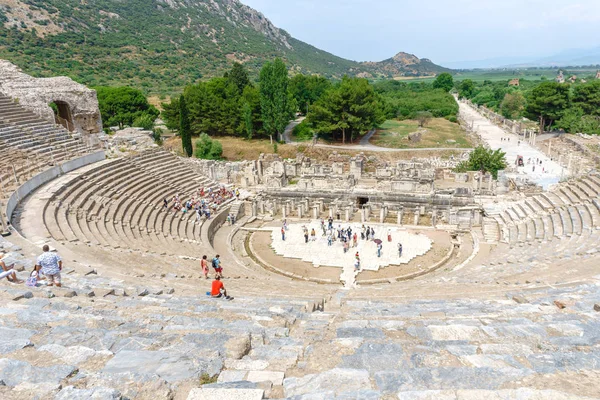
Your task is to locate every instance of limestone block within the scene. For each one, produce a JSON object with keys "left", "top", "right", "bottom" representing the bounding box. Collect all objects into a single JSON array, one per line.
[
  {"left": 0, "top": 327, "right": 33, "bottom": 354},
  {"left": 246, "top": 370, "right": 284, "bottom": 386},
  {"left": 225, "top": 334, "right": 251, "bottom": 359},
  {"left": 225, "top": 359, "right": 269, "bottom": 371},
  {"left": 55, "top": 386, "right": 121, "bottom": 400},
  {"left": 0, "top": 359, "right": 76, "bottom": 387},
  {"left": 427, "top": 325, "right": 488, "bottom": 341},
  {"left": 217, "top": 370, "right": 248, "bottom": 383},
  {"left": 283, "top": 368, "right": 371, "bottom": 397},
  {"left": 187, "top": 388, "right": 264, "bottom": 400},
  {"left": 11, "top": 291, "right": 33, "bottom": 301}
]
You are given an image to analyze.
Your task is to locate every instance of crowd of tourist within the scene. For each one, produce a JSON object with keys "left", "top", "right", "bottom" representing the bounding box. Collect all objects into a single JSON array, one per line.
[
  {"left": 163, "top": 185, "right": 236, "bottom": 221},
  {"left": 285, "top": 218, "right": 406, "bottom": 269}
]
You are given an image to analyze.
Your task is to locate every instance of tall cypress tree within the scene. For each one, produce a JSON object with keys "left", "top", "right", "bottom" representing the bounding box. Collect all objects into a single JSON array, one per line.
[{"left": 179, "top": 94, "right": 193, "bottom": 157}]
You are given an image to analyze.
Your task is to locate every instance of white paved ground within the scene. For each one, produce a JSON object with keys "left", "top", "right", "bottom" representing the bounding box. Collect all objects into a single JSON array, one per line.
[
  {"left": 269, "top": 221, "right": 432, "bottom": 273},
  {"left": 459, "top": 101, "right": 566, "bottom": 189}
]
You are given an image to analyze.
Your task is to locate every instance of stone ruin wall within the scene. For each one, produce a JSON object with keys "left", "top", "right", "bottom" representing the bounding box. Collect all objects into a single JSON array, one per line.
[
  {"left": 0, "top": 60, "right": 102, "bottom": 135},
  {"left": 186, "top": 151, "right": 497, "bottom": 196}
]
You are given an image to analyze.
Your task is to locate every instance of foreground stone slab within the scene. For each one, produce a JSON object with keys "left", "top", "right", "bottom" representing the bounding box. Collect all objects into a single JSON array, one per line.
[
  {"left": 246, "top": 370, "right": 284, "bottom": 386},
  {"left": 397, "top": 388, "right": 597, "bottom": 399},
  {"left": 0, "top": 328, "right": 33, "bottom": 354},
  {"left": 0, "top": 359, "right": 76, "bottom": 387},
  {"left": 56, "top": 385, "right": 121, "bottom": 400},
  {"left": 284, "top": 368, "right": 371, "bottom": 397},
  {"left": 102, "top": 350, "right": 221, "bottom": 383},
  {"left": 187, "top": 387, "right": 264, "bottom": 400}
]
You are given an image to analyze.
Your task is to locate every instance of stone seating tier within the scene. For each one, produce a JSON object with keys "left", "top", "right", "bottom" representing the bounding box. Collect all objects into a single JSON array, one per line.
[
  {"left": 487, "top": 177, "right": 600, "bottom": 245},
  {"left": 1, "top": 254, "right": 599, "bottom": 399},
  {"left": 39, "top": 149, "right": 230, "bottom": 257}
]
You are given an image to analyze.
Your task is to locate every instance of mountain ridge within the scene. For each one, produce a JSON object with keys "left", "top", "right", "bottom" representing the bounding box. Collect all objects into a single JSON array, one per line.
[{"left": 0, "top": 0, "right": 449, "bottom": 92}]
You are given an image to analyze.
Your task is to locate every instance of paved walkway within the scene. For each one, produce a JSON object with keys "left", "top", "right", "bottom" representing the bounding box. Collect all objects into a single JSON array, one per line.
[
  {"left": 459, "top": 100, "right": 565, "bottom": 189},
  {"left": 282, "top": 117, "right": 305, "bottom": 144}
]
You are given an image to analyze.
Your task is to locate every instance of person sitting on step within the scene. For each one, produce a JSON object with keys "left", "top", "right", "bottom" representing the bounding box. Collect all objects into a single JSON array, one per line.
[
  {"left": 211, "top": 276, "right": 232, "bottom": 300},
  {"left": 0, "top": 254, "right": 22, "bottom": 284}
]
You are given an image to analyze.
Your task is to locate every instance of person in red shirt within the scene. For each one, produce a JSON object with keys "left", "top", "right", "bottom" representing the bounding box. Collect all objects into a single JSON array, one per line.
[{"left": 211, "top": 276, "right": 232, "bottom": 300}]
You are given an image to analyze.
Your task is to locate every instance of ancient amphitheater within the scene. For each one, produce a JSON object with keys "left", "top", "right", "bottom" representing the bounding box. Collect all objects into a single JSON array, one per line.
[{"left": 1, "top": 62, "right": 600, "bottom": 400}]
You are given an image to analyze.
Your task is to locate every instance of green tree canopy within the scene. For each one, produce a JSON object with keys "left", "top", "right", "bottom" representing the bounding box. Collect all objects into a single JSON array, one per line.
[
  {"left": 432, "top": 73, "right": 454, "bottom": 92},
  {"left": 458, "top": 79, "right": 475, "bottom": 99},
  {"left": 289, "top": 74, "right": 332, "bottom": 114},
  {"left": 184, "top": 77, "right": 243, "bottom": 136},
  {"left": 225, "top": 62, "right": 252, "bottom": 94},
  {"left": 525, "top": 81, "right": 570, "bottom": 132},
  {"left": 95, "top": 86, "right": 159, "bottom": 129},
  {"left": 259, "top": 58, "right": 293, "bottom": 143},
  {"left": 572, "top": 80, "right": 600, "bottom": 116},
  {"left": 500, "top": 92, "right": 526, "bottom": 120},
  {"left": 455, "top": 146, "right": 507, "bottom": 179},
  {"left": 308, "top": 76, "right": 385, "bottom": 144}
]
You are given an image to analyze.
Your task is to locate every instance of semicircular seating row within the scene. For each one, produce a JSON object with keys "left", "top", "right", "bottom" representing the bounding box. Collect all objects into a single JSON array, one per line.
[
  {"left": 0, "top": 93, "right": 92, "bottom": 199},
  {"left": 42, "top": 149, "right": 232, "bottom": 257},
  {"left": 483, "top": 175, "right": 600, "bottom": 248}
]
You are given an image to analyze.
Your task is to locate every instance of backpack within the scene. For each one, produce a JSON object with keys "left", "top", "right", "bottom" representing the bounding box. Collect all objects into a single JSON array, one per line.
[{"left": 211, "top": 258, "right": 218, "bottom": 269}]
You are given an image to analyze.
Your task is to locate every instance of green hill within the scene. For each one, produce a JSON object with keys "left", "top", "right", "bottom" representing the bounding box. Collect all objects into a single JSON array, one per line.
[{"left": 0, "top": 0, "right": 450, "bottom": 93}]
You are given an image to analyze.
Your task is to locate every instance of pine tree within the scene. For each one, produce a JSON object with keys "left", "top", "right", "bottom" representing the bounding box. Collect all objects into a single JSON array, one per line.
[{"left": 179, "top": 95, "right": 193, "bottom": 157}]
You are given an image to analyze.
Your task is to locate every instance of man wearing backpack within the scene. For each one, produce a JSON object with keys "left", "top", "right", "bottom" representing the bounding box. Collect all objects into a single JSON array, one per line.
[{"left": 212, "top": 255, "right": 223, "bottom": 278}]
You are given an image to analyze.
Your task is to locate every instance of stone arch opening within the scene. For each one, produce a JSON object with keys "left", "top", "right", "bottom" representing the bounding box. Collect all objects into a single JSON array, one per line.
[
  {"left": 357, "top": 197, "right": 369, "bottom": 207},
  {"left": 49, "top": 100, "right": 75, "bottom": 132}
]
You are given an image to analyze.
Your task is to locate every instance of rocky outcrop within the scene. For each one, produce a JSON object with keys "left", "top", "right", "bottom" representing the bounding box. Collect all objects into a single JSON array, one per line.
[{"left": 0, "top": 60, "right": 102, "bottom": 135}]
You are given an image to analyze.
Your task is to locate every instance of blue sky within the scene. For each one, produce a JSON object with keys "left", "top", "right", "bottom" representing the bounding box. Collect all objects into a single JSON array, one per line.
[{"left": 241, "top": 0, "right": 600, "bottom": 67}]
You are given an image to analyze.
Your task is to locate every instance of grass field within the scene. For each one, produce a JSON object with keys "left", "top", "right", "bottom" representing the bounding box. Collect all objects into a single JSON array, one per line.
[
  {"left": 163, "top": 134, "right": 465, "bottom": 164},
  {"left": 370, "top": 118, "right": 473, "bottom": 149}
]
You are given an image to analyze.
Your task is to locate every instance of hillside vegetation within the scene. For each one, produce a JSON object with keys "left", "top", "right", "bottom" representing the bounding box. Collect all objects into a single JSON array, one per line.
[{"left": 0, "top": 0, "right": 449, "bottom": 93}]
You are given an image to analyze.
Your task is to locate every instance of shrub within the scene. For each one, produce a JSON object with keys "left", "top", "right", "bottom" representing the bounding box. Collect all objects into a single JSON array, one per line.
[
  {"left": 292, "top": 120, "right": 314, "bottom": 141},
  {"left": 133, "top": 114, "right": 155, "bottom": 130},
  {"left": 454, "top": 146, "right": 507, "bottom": 179},
  {"left": 194, "top": 133, "right": 223, "bottom": 160},
  {"left": 152, "top": 128, "right": 163, "bottom": 145}
]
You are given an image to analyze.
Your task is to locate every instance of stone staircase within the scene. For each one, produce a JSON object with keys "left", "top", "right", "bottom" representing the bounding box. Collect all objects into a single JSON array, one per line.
[{"left": 0, "top": 93, "right": 91, "bottom": 159}]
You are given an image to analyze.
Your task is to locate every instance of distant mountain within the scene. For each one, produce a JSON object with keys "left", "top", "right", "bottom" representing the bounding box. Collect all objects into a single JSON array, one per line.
[
  {"left": 361, "top": 52, "right": 451, "bottom": 77},
  {"left": 445, "top": 46, "right": 600, "bottom": 70},
  {"left": 0, "top": 0, "right": 449, "bottom": 93},
  {"left": 517, "top": 46, "right": 600, "bottom": 67}
]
